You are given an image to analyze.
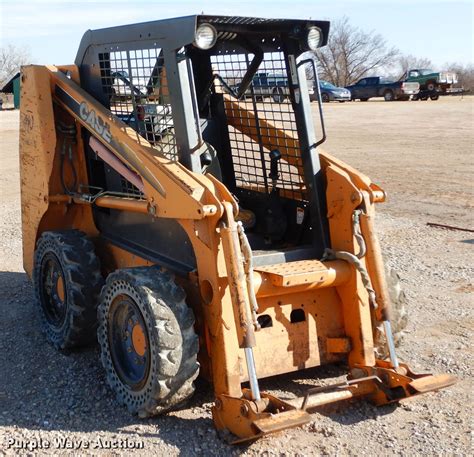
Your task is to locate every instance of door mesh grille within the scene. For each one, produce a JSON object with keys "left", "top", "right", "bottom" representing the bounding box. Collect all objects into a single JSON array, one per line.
[
  {"left": 98, "top": 48, "right": 178, "bottom": 161},
  {"left": 211, "top": 51, "right": 306, "bottom": 200}
]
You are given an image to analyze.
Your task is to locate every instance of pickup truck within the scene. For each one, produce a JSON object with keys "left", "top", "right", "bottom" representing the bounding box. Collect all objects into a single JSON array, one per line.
[
  {"left": 237, "top": 72, "right": 314, "bottom": 103},
  {"left": 345, "top": 77, "right": 420, "bottom": 101},
  {"left": 403, "top": 68, "right": 458, "bottom": 93}
]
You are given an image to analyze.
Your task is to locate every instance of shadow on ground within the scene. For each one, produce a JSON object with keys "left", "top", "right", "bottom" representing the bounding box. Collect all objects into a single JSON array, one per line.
[{"left": 0, "top": 271, "right": 397, "bottom": 452}]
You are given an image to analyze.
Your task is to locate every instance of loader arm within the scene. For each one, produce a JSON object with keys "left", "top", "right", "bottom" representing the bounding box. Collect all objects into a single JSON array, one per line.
[
  {"left": 20, "top": 64, "right": 237, "bottom": 280},
  {"left": 209, "top": 95, "right": 457, "bottom": 441},
  {"left": 48, "top": 65, "right": 227, "bottom": 220}
]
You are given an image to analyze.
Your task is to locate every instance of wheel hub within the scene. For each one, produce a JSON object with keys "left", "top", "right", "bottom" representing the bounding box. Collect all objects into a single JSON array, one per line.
[
  {"left": 108, "top": 294, "right": 150, "bottom": 390},
  {"left": 131, "top": 323, "right": 146, "bottom": 357},
  {"left": 39, "top": 253, "right": 67, "bottom": 327},
  {"left": 56, "top": 276, "right": 65, "bottom": 302}
]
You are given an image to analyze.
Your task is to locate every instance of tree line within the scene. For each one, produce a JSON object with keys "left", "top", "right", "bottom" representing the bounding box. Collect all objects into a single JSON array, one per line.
[
  {"left": 310, "top": 16, "right": 473, "bottom": 90},
  {"left": 0, "top": 44, "right": 30, "bottom": 88},
  {"left": 1, "top": 18, "right": 473, "bottom": 91}
]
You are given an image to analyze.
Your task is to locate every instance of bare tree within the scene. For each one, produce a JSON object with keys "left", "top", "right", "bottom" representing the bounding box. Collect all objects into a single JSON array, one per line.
[
  {"left": 311, "top": 17, "right": 399, "bottom": 87},
  {"left": 445, "top": 62, "right": 474, "bottom": 91},
  {"left": 395, "top": 54, "right": 434, "bottom": 79},
  {"left": 0, "top": 44, "right": 31, "bottom": 87}
]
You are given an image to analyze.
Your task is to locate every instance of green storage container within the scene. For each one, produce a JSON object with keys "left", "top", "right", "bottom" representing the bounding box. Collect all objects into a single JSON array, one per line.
[{"left": 13, "top": 76, "right": 20, "bottom": 109}]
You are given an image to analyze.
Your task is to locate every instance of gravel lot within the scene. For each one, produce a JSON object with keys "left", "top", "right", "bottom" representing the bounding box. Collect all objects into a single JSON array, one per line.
[{"left": 1, "top": 97, "right": 473, "bottom": 456}]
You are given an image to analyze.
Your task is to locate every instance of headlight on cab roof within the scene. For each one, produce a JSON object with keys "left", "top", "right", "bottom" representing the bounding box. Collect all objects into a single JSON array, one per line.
[
  {"left": 307, "top": 27, "right": 322, "bottom": 51},
  {"left": 194, "top": 23, "right": 217, "bottom": 50}
]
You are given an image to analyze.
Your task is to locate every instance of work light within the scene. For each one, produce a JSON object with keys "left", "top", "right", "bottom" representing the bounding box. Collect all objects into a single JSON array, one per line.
[
  {"left": 194, "top": 23, "right": 217, "bottom": 50},
  {"left": 307, "top": 27, "right": 322, "bottom": 50}
]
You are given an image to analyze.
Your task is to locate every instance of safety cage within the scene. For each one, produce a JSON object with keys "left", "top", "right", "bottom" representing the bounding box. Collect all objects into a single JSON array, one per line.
[{"left": 76, "top": 15, "right": 329, "bottom": 258}]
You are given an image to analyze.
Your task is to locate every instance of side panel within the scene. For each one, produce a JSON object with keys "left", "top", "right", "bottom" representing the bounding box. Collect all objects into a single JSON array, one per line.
[
  {"left": 20, "top": 65, "right": 98, "bottom": 277},
  {"left": 94, "top": 209, "right": 197, "bottom": 275},
  {"left": 19, "top": 66, "right": 56, "bottom": 277}
]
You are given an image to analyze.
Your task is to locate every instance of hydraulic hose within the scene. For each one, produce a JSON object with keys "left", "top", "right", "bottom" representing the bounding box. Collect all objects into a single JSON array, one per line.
[
  {"left": 237, "top": 221, "right": 260, "bottom": 330},
  {"left": 323, "top": 248, "right": 377, "bottom": 309},
  {"left": 353, "top": 210, "right": 367, "bottom": 259},
  {"left": 57, "top": 122, "right": 78, "bottom": 195}
]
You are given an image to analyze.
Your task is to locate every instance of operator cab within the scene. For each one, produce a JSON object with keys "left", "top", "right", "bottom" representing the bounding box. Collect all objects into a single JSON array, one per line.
[
  {"left": 188, "top": 19, "right": 329, "bottom": 254},
  {"left": 77, "top": 15, "right": 330, "bottom": 270}
]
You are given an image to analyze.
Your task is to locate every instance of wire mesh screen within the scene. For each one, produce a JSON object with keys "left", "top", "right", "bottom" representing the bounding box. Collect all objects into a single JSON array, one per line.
[
  {"left": 98, "top": 48, "right": 178, "bottom": 161},
  {"left": 211, "top": 51, "right": 306, "bottom": 200},
  {"left": 119, "top": 176, "right": 143, "bottom": 197}
]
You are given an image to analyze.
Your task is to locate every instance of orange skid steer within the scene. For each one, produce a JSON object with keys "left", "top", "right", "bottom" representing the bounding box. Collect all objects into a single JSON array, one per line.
[{"left": 19, "top": 15, "right": 455, "bottom": 441}]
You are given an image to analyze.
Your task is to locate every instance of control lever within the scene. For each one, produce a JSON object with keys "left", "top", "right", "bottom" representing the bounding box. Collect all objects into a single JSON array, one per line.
[{"left": 269, "top": 149, "right": 281, "bottom": 189}]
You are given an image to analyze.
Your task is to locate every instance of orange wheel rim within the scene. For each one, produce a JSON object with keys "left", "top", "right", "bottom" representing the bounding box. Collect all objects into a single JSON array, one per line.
[
  {"left": 56, "top": 276, "right": 65, "bottom": 302},
  {"left": 131, "top": 323, "right": 146, "bottom": 357}
]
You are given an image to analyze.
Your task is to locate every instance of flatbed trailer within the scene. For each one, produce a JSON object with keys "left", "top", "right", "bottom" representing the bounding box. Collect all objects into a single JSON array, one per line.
[{"left": 413, "top": 87, "right": 467, "bottom": 101}]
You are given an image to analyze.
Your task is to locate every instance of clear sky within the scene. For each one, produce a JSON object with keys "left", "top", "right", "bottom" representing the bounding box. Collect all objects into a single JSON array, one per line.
[{"left": 0, "top": 0, "right": 472, "bottom": 68}]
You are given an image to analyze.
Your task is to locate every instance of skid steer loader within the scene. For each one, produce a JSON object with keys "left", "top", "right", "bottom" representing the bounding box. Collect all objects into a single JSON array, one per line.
[{"left": 19, "top": 15, "right": 455, "bottom": 441}]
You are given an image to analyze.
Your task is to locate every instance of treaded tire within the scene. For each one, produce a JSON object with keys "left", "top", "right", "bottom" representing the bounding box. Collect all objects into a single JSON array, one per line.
[
  {"left": 33, "top": 230, "right": 103, "bottom": 350},
  {"left": 384, "top": 90, "right": 394, "bottom": 101},
  {"left": 97, "top": 267, "right": 199, "bottom": 417},
  {"left": 374, "top": 266, "right": 408, "bottom": 358}
]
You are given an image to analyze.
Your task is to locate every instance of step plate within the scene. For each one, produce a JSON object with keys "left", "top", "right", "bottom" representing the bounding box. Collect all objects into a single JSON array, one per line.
[{"left": 255, "top": 260, "right": 330, "bottom": 287}]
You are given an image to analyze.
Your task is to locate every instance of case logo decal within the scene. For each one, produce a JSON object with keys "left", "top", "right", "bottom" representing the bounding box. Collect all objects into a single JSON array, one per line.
[{"left": 79, "top": 102, "right": 112, "bottom": 143}]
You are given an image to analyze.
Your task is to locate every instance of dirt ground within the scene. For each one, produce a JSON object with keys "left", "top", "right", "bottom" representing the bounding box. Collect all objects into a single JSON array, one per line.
[{"left": 0, "top": 97, "right": 472, "bottom": 456}]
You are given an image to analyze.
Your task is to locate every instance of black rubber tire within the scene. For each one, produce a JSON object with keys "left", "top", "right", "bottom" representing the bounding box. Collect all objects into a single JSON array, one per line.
[
  {"left": 426, "top": 81, "right": 437, "bottom": 91},
  {"left": 360, "top": 98, "right": 369, "bottom": 102},
  {"left": 384, "top": 90, "right": 394, "bottom": 101},
  {"left": 430, "top": 94, "right": 440, "bottom": 101},
  {"left": 97, "top": 267, "right": 199, "bottom": 417},
  {"left": 374, "top": 267, "right": 408, "bottom": 358},
  {"left": 321, "top": 93, "right": 330, "bottom": 103},
  {"left": 33, "top": 230, "right": 102, "bottom": 350}
]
